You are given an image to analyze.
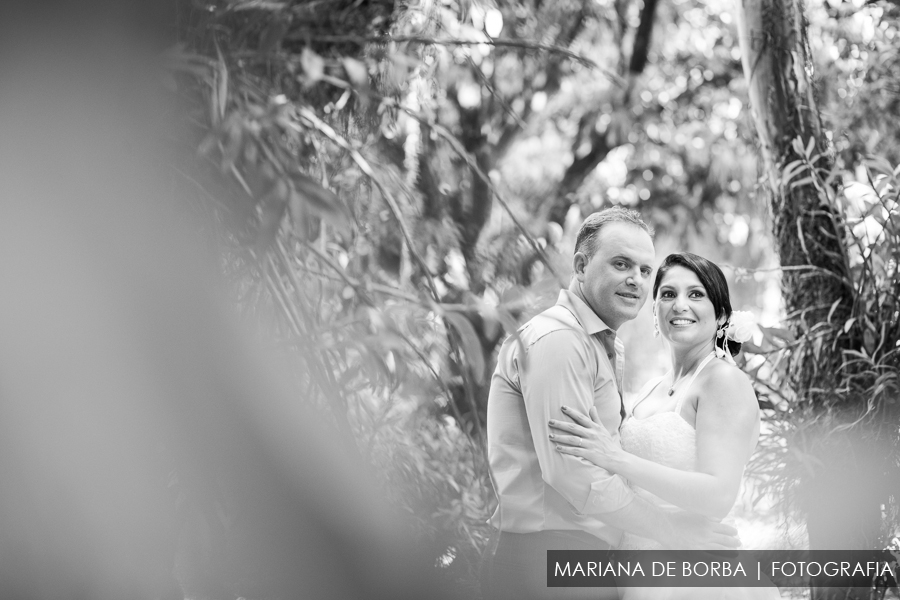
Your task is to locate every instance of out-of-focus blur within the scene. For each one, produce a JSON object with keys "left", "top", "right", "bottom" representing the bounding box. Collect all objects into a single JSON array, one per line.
[{"left": 0, "top": 3, "right": 441, "bottom": 599}]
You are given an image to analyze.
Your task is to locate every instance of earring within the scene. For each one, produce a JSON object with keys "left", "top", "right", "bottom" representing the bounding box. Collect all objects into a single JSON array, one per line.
[
  {"left": 653, "top": 316, "right": 660, "bottom": 338},
  {"left": 715, "top": 322, "right": 729, "bottom": 359}
]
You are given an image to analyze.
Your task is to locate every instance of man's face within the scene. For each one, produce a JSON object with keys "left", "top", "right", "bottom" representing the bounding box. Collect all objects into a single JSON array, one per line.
[{"left": 573, "top": 222, "right": 656, "bottom": 330}]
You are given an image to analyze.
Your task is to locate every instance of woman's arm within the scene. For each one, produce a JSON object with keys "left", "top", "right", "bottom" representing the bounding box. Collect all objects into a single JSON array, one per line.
[{"left": 549, "top": 363, "right": 759, "bottom": 519}]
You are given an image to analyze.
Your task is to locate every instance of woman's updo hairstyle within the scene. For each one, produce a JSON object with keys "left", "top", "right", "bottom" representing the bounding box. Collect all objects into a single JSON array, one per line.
[{"left": 652, "top": 252, "right": 740, "bottom": 356}]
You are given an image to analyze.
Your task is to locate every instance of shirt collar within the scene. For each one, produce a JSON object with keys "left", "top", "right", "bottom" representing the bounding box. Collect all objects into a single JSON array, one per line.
[{"left": 556, "top": 289, "right": 615, "bottom": 337}]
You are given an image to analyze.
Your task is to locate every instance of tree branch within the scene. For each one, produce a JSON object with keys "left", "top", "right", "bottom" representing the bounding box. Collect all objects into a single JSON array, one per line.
[
  {"left": 629, "top": 0, "right": 660, "bottom": 74},
  {"left": 547, "top": 128, "right": 618, "bottom": 225},
  {"left": 287, "top": 33, "right": 602, "bottom": 69}
]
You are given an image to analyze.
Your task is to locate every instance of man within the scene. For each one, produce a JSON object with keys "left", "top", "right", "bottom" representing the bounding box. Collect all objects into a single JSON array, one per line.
[{"left": 482, "top": 208, "right": 737, "bottom": 600}]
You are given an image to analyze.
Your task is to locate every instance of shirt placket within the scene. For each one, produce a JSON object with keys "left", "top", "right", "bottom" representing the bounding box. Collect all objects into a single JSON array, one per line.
[{"left": 597, "top": 330, "right": 626, "bottom": 420}]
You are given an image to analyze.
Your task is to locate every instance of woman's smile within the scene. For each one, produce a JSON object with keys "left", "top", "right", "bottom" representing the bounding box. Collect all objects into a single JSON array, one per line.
[{"left": 669, "top": 318, "right": 696, "bottom": 327}]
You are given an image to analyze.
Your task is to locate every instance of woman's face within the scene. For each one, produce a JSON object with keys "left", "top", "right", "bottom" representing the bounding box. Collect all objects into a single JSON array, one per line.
[{"left": 654, "top": 266, "right": 724, "bottom": 349}]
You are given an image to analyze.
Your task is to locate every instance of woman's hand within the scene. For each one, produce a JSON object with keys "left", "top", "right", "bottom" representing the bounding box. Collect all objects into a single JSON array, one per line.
[{"left": 548, "top": 405, "right": 626, "bottom": 472}]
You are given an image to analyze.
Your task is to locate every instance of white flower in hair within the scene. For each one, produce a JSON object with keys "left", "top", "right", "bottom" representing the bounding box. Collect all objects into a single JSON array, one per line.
[
  {"left": 724, "top": 310, "right": 756, "bottom": 343},
  {"left": 714, "top": 344, "right": 733, "bottom": 363}
]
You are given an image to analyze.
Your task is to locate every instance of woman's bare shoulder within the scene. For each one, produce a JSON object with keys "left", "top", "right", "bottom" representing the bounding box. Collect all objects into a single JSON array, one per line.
[{"left": 696, "top": 358, "right": 757, "bottom": 409}]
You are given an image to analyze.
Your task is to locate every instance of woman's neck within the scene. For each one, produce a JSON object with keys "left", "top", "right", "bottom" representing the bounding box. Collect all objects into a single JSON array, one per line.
[{"left": 669, "top": 341, "right": 715, "bottom": 379}]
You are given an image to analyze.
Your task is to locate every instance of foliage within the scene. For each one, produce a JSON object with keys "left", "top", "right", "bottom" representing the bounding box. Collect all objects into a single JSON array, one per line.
[
  {"left": 369, "top": 411, "right": 493, "bottom": 594},
  {"left": 167, "top": 0, "right": 535, "bottom": 588},
  {"left": 165, "top": 0, "right": 900, "bottom": 592},
  {"left": 734, "top": 0, "right": 900, "bottom": 558},
  {"left": 745, "top": 143, "right": 900, "bottom": 548}
]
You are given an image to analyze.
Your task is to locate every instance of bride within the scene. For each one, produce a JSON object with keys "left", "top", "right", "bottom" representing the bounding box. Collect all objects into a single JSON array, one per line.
[{"left": 549, "top": 252, "right": 779, "bottom": 599}]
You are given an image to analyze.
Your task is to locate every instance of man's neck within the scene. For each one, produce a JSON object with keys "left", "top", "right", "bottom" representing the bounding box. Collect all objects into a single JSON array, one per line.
[{"left": 567, "top": 280, "right": 619, "bottom": 332}]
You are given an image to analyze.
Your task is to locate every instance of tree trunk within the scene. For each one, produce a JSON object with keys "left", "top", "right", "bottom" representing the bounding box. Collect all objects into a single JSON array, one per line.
[
  {"left": 735, "top": 0, "right": 852, "bottom": 358},
  {"left": 735, "top": 0, "right": 881, "bottom": 595}
]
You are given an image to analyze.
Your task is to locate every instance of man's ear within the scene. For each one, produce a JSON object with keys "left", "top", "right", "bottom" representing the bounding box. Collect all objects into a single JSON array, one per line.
[{"left": 573, "top": 252, "right": 588, "bottom": 281}]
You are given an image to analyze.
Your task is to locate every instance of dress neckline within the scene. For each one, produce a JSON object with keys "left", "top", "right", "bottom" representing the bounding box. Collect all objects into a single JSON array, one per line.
[{"left": 629, "top": 353, "right": 716, "bottom": 422}]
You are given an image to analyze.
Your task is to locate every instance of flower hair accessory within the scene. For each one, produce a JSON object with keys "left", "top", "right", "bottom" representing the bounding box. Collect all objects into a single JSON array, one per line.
[
  {"left": 715, "top": 310, "right": 756, "bottom": 364},
  {"left": 724, "top": 310, "right": 756, "bottom": 343}
]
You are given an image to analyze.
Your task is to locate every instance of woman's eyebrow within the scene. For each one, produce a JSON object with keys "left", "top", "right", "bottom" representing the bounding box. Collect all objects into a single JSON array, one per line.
[{"left": 658, "top": 284, "right": 706, "bottom": 291}]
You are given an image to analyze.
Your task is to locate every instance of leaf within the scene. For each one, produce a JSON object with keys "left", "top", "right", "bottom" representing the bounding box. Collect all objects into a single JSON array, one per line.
[
  {"left": 758, "top": 325, "right": 796, "bottom": 343},
  {"left": 874, "top": 176, "right": 892, "bottom": 197},
  {"left": 290, "top": 173, "right": 352, "bottom": 235},
  {"left": 863, "top": 329, "right": 876, "bottom": 353},
  {"left": 826, "top": 298, "right": 843, "bottom": 323},
  {"left": 790, "top": 176, "right": 814, "bottom": 190},
  {"left": 442, "top": 310, "right": 485, "bottom": 383},
  {"left": 214, "top": 43, "right": 228, "bottom": 125},
  {"left": 781, "top": 160, "right": 805, "bottom": 187},
  {"left": 864, "top": 155, "right": 894, "bottom": 177},
  {"left": 301, "top": 47, "right": 324, "bottom": 83},
  {"left": 740, "top": 341, "right": 767, "bottom": 354},
  {"left": 342, "top": 57, "right": 369, "bottom": 88},
  {"left": 255, "top": 180, "right": 289, "bottom": 255}
]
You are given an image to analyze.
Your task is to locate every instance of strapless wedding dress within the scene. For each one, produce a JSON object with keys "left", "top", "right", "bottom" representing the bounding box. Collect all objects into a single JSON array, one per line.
[{"left": 617, "top": 354, "right": 781, "bottom": 599}]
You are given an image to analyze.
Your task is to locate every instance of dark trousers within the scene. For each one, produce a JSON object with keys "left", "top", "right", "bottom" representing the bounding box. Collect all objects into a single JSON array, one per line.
[{"left": 480, "top": 530, "right": 619, "bottom": 600}]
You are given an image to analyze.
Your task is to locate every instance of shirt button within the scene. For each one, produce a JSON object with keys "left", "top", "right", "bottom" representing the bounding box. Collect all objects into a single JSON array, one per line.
[{"left": 607, "top": 352, "right": 613, "bottom": 359}]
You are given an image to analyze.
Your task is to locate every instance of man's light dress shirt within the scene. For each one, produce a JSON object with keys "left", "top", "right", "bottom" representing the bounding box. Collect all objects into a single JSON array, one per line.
[{"left": 487, "top": 290, "right": 635, "bottom": 547}]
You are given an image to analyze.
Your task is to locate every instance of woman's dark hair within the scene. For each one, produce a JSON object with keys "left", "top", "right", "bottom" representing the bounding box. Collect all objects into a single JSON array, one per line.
[{"left": 653, "top": 252, "right": 740, "bottom": 356}]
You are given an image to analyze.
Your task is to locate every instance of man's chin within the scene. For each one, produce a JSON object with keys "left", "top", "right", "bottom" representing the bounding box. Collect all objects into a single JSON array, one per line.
[
  {"left": 615, "top": 299, "right": 644, "bottom": 315},
  {"left": 615, "top": 293, "right": 643, "bottom": 305},
  {"left": 608, "top": 308, "right": 642, "bottom": 327}
]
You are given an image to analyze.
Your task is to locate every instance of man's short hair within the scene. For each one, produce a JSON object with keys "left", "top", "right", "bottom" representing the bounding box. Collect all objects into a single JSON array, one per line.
[{"left": 574, "top": 207, "right": 653, "bottom": 258}]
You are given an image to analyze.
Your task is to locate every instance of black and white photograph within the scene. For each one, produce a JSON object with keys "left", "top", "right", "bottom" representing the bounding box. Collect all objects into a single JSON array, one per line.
[{"left": 0, "top": 0, "right": 897, "bottom": 598}]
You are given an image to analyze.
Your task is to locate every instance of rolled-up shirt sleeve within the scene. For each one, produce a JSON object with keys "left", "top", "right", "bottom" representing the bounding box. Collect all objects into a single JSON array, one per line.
[{"left": 517, "top": 329, "right": 635, "bottom": 514}]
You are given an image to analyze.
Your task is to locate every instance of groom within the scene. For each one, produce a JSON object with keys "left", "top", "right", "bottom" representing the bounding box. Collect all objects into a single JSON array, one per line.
[{"left": 481, "top": 207, "right": 737, "bottom": 600}]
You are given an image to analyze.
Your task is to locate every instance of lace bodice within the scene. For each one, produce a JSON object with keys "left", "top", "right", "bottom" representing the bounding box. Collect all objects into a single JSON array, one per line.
[
  {"left": 620, "top": 412, "right": 696, "bottom": 473},
  {"left": 618, "top": 354, "right": 713, "bottom": 550}
]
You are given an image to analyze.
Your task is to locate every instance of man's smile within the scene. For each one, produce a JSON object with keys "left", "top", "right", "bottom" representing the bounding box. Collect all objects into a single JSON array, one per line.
[{"left": 616, "top": 291, "right": 641, "bottom": 301}]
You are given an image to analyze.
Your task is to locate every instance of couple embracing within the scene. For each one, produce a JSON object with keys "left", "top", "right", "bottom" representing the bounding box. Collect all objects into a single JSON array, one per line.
[{"left": 481, "top": 207, "right": 777, "bottom": 600}]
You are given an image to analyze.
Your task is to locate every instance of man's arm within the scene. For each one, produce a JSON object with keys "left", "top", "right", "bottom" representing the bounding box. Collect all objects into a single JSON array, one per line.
[{"left": 518, "top": 329, "right": 633, "bottom": 513}]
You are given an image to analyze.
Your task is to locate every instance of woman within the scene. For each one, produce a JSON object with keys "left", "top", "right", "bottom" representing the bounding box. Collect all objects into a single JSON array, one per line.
[{"left": 548, "top": 252, "right": 778, "bottom": 598}]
